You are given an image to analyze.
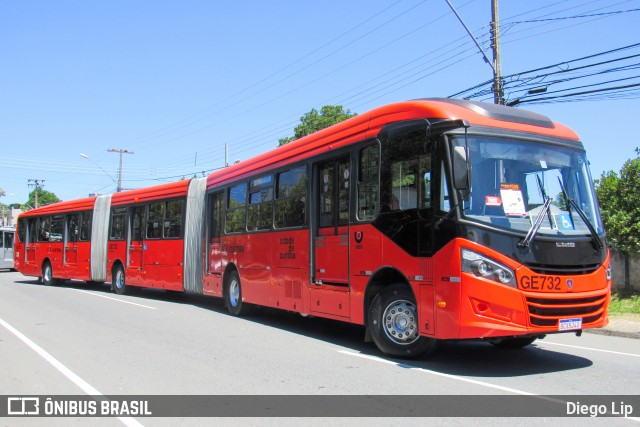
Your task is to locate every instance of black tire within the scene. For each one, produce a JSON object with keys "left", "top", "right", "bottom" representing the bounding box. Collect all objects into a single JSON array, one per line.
[
  {"left": 368, "top": 283, "right": 437, "bottom": 359},
  {"left": 112, "top": 265, "right": 129, "bottom": 295},
  {"left": 492, "top": 337, "right": 537, "bottom": 349},
  {"left": 224, "top": 270, "right": 251, "bottom": 316},
  {"left": 41, "top": 261, "right": 55, "bottom": 286}
]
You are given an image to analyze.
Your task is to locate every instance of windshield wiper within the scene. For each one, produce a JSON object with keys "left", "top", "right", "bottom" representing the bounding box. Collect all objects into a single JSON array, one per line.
[
  {"left": 519, "top": 175, "right": 552, "bottom": 249},
  {"left": 557, "top": 177, "right": 604, "bottom": 251},
  {"left": 519, "top": 197, "right": 552, "bottom": 249}
]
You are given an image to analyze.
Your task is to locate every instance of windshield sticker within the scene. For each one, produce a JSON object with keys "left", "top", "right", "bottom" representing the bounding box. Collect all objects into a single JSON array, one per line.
[
  {"left": 485, "top": 196, "right": 502, "bottom": 207},
  {"left": 540, "top": 160, "right": 548, "bottom": 169},
  {"left": 500, "top": 184, "right": 526, "bottom": 216},
  {"left": 556, "top": 213, "right": 575, "bottom": 230}
]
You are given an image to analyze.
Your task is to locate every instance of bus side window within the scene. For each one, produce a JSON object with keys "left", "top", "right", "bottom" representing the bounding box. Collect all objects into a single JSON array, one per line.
[
  {"left": 38, "top": 216, "right": 51, "bottom": 242},
  {"left": 358, "top": 144, "right": 379, "bottom": 221},
  {"left": 18, "top": 218, "right": 27, "bottom": 243},
  {"left": 80, "top": 211, "right": 92, "bottom": 241},
  {"left": 147, "top": 202, "right": 164, "bottom": 239},
  {"left": 110, "top": 207, "right": 127, "bottom": 240},
  {"left": 226, "top": 183, "right": 248, "bottom": 233},
  {"left": 275, "top": 166, "right": 306, "bottom": 228},
  {"left": 164, "top": 199, "right": 184, "bottom": 238}
]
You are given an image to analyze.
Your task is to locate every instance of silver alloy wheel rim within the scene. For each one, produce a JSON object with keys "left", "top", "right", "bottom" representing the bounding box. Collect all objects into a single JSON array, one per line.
[
  {"left": 229, "top": 279, "right": 240, "bottom": 307},
  {"left": 43, "top": 265, "right": 51, "bottom": 283},
  {"left": 382, "top": 299, "right": 419, "bottom": 345},
  {"left": 115, "top": 270, "right": 124, "bottom": 289}
]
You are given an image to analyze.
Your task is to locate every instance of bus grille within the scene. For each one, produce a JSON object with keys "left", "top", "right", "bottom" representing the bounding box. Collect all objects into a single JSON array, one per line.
[
  {"left": 526, "top": 295, "right": 607, "bottom": 327},
  {"left": 525, "top": 263, "right": 600, "bottom": 275}
]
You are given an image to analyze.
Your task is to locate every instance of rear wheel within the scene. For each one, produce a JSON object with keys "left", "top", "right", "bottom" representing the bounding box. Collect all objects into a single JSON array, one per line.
[
  {"left": 368, "top": 283, "right": 437, "bottom": 358},
  {"left": 41, "top": 262, "right": 55, "bottom": 286},
  {"left": 112, "top": 265, "right": 129, "bottom": 295},
  {"left": 492, "top": 337, "right": 537, "bottom": 349},
  {"left": 224, "top": 270, "right": 251, "bottom": 316}
]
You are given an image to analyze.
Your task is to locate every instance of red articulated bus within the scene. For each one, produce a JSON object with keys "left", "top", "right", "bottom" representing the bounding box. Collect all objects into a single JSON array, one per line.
[{"left": 14, "top": 99, "right": 611, "bottom": 358}]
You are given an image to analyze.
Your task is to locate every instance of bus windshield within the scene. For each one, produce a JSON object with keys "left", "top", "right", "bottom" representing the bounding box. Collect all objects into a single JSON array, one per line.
[{"left": 452, "top": 135, "right": 604, "bottom": 237}]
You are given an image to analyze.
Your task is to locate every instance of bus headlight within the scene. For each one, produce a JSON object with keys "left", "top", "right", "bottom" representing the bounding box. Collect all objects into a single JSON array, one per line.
[{"left": 462, "top": 249, "right": 516, "bottom": 288}]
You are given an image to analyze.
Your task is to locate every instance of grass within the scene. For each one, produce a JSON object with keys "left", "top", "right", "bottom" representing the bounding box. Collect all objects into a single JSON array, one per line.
[{"left": 609, "top": 288, "right": 640, "bottom": 316}]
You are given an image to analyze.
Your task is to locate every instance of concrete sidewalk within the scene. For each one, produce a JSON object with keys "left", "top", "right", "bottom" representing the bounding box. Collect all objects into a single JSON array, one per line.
[{"left": 585, "top": 314, "right": 640, "bottom": 339}]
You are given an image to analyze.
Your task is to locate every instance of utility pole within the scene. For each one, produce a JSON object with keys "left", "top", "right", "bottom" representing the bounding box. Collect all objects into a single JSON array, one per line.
[
  {"left": 445, "top": 0, "right": 504, "bottom": 104},
  {"left": 107, "top": 148, "right": 134, "bottom": 192},
  {"left": 28, "top": 179, "right": 44, "bottom": 208},
  {"left": 490, "top": 0, "right": 504, "bottom": 104}
]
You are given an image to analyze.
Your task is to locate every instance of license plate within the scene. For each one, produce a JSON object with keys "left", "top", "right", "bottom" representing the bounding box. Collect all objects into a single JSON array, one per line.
[{"left": 558, "top": 318, "right": 582, "bottom": 331}]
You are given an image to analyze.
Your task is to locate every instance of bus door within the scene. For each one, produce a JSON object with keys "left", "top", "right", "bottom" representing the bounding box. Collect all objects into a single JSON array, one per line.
[
  {"left": 314, "top": 156, "right": 350, "bottom": 285},
  {"left": 208, "top": 192, "right": 224, "bottom": 275},
  {"left": 205, "top": 192, "right": 224, "bottom": 294},
  {"left": 127, "top": 206, "right": 145, "bottom": 278},
  {"left": 2, "top": 229, "right": 14, "bottom": 268},
  {"left": 64, "top": 213, "right": 79, "bottom": 268}
]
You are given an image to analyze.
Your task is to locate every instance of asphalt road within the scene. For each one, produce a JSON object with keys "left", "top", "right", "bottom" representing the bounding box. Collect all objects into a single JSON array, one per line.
[{"left": 1, "top": 270, "right": 639, "bottom": 426}]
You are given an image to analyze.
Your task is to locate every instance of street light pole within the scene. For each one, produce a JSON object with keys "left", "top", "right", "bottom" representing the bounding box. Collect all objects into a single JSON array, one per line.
[
  {"left": 107, "top": 148, "right": 134, "bottom": 192},
  {"left": 80, "top": 153, "right": 119, "bottom": 194}
]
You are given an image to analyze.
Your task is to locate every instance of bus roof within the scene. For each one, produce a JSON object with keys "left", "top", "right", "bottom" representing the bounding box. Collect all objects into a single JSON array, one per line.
[
  {"left": 19, "top": 180, "right": 191, "bottom": 217},
  {"left": 110, "top": 179, "right": 190, "bottom": 206},
  {"left": 20, "top": 196, "right": 97, "bottom": 217},
  {"left": 207, "top": 98, "right": 579, "bottom": 188}
]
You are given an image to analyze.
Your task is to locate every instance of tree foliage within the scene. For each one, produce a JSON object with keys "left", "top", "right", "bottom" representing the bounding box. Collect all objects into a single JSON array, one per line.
[
  {"left": 24, "top": 188, "right": 60, "bottom": 210},
  {"left": 278, "top": 105, "right": 357, "bottom": 146},
  {"left": 595, "top": 148, "right": 640, "bottom": 253}
]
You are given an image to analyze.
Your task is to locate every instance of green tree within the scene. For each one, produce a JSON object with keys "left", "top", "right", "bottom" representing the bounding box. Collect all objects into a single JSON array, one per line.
[
  {"left": 24, "top": 188, "right": 61, "bottom": 210},
  {"left": 278, "top": 105, "right": 357, "bottom": 146},
  {"left": 595, "top": 148, "right": 640, "bottom": 253}
]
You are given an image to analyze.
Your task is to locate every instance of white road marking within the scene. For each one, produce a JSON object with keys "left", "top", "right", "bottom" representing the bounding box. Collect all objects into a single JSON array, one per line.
[
  {"left": 339, "top": 350, "right": 640, "bottom": 422},
  {"left": 71, "top": 289, "right": 157, "bottom": 310},
  {"left": 539, "top": 341, "right": 640, "bottom": 358},
  {"left": 339, "top": 350, "right": 536, "bottom": 395},
  {"left": 0, "top": 317, "right": 144, "bottom": 427}
]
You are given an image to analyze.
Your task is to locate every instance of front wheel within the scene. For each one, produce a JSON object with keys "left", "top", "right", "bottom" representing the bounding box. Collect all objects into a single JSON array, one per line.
[
  {"left": 224, "top": 270, "right": 251, "bottom": 316},
  {"left": 368, "top": 284, "right": 437, "bottom": 359},
  {"left": 112, "top": 265, "right": 129, "bottom": 295}
]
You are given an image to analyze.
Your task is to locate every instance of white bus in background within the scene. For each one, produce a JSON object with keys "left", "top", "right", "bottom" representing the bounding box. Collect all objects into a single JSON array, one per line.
[{"left": 0, "top": 226, "right": 15, "bottom": 270}]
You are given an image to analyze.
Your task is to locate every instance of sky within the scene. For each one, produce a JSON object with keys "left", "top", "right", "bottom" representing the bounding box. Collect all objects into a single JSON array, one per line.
[{"left": 1, "top": 0, "right": 638, "bottom": 207}]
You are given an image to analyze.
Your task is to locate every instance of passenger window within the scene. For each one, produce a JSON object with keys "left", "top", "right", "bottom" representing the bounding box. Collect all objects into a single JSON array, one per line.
[
  {"left": 110, "top": 207, "right": 127, "bottom": 240},
  {"left": 79, "top": 211, "right": 92, "bottom": 241},
  {"left": 248, "top": 175, "right": 273, "bottom": 231},
  {"left": 226, "top": 183, "right": 247, "bottom": 233},
  {"left": 358, "top": 144, "right": 379, "bottom": 221},
  {"left": 165, "top": 200, "right": 183, "bottom": 238},
  {"left": 275, "top": 166, "right": 306, "bottom": 228},
  {"left": 38, "top": 217, "right": 52, "bottom": 242},
  {"left": 147, "top": 202, "right": 164, "bottom": 239}
]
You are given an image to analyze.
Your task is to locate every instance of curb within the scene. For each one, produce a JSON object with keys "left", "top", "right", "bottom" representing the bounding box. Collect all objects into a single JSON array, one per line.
[{"left": 584, "top": 316, "right": 640, "bottom": 340}]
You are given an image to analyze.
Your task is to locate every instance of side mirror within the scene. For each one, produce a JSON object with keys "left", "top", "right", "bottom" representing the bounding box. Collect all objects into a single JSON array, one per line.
[{"left": 452, "top": 146, "right": 471, "bottom": 200}]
